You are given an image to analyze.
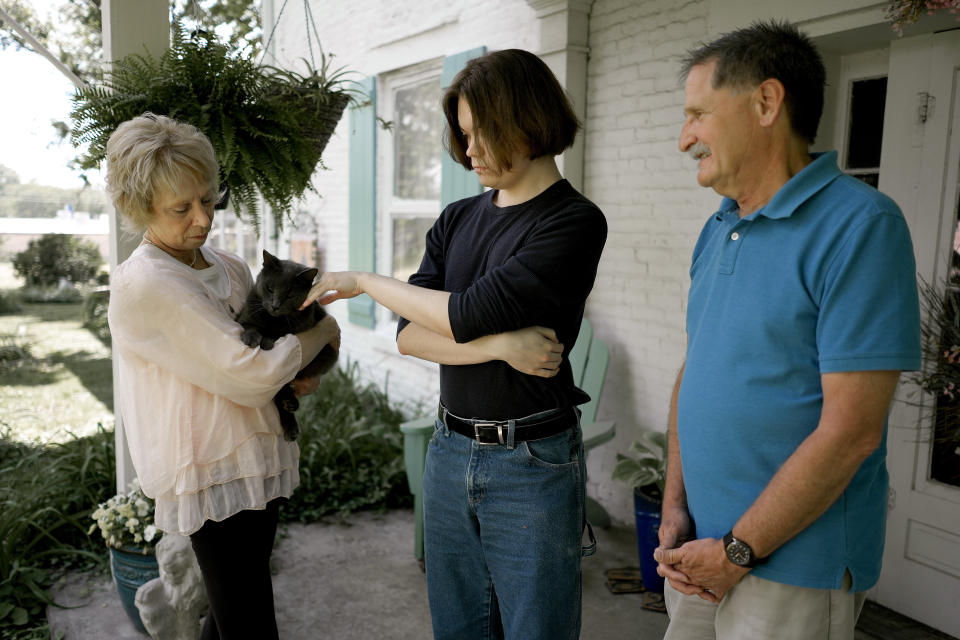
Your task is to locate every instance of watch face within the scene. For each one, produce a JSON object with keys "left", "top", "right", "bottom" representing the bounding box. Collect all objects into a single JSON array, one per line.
[{"left": 726, "top": 540, "right": 753, "bottom": 566}]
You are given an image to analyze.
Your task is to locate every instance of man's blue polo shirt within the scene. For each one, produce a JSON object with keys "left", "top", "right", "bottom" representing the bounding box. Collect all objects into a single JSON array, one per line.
[{"left": 678, "top": 151, "right": 921, "bottom": 591}]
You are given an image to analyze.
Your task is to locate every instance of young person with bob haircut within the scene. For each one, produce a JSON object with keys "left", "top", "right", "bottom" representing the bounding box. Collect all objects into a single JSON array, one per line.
[
  {"left": 302, "top": 49, "right": 607, "bottom": 639},
  {"left": 106, "top": 113, "right": 340, "bottom": 640}
]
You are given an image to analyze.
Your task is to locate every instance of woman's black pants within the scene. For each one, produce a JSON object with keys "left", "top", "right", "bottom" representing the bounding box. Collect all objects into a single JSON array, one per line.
[{"left": 189, "top": 498, "right": 283, "bottom": 640}]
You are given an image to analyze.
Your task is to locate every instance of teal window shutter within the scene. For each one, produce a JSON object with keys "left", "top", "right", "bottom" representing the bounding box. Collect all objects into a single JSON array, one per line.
[
  {"left": 348, "top": 76, "right": 377, "bottom": 329},
  {"left": 441, "top": 47, "right": 486, "bottom": 209}
]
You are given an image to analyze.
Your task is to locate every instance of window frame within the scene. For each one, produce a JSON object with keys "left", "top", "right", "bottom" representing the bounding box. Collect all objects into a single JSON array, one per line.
[{"left": 375, "top": 59, "right": 444, "bottom": 330}]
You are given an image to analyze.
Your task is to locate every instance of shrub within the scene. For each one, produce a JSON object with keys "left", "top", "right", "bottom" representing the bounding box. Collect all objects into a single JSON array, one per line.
[
  {"left": 0, "top": 290, "right": 22, "bottom": 316},
  {"left": 81, "top": 288, "right": 111, "bottom": 344},
  {"left": 17, "top": 286, "right": 84, "bottom": 305},
  {"left": 282, "top": 363, "right": 413, "bottom": 522},
  {"left": 0, "top": 424, "right": 115, "bottom": 638},
  {"left": 11, "top": 234, "right": 103, "bottom": 289}
]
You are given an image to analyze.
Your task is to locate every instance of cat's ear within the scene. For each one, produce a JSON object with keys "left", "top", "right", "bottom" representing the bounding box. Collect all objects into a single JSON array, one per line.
[
  {"left": 262, "top": 250, "right": 280, "bottom": 269},
  {"left": 297, "top": 267, "right": 319, "bottom": 284}
]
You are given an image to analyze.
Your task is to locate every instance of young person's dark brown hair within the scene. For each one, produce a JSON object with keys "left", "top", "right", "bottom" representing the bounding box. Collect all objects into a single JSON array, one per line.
[{"left": 442, "top": 49, "right": 580, "bottom": 174}]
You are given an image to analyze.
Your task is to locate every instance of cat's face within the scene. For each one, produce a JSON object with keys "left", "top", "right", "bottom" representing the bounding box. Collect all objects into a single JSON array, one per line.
[{"left": 256, "top": 250, "right": 319, "bottom": 316}]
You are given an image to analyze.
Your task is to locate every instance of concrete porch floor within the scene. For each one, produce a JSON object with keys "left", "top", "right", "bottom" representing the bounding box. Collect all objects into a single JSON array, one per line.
[{"left": 47, "top": 508, "right": 956, "bottom": 639}]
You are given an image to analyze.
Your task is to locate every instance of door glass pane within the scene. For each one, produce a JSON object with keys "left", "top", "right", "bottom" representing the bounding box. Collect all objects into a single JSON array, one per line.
[
  {"left": 844, "top": 76, "right": 887, "bottom": 188},
  {"left": 930, "top": 211, "right": 960, "bottom": 488},
  {"left": 394, "top": 80, "right": 442, "bottom": 200}
]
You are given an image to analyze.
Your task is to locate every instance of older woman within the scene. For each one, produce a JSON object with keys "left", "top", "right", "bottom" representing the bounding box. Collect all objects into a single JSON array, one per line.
[{"left": 106, "top": 113, "right": 338, "bottom": 640}]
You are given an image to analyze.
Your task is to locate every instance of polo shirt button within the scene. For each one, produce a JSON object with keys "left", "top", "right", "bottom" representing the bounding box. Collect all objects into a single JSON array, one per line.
[{"left": 731, "top": 232, "right": 740, "bottom": 241}]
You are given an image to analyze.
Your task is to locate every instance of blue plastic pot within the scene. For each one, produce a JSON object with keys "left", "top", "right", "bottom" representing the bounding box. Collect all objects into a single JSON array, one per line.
[
  {"left": 633, "top": 486, "right": 665, "bottom": 594},
  {"left": 109, "top": 546, "right": 159, "bottom": 633}
]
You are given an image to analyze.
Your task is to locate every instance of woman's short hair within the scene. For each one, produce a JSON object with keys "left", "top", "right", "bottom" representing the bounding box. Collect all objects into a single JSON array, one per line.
[
  {"left": 442, "top": 49, "right": 580, "bottom": 173},
  {"left": 105, "top": 113, "right": 219, "bottom": 231}
]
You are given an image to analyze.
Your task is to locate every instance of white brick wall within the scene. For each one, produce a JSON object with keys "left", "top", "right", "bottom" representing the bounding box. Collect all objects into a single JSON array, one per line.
[
  {"left": 267, "top": 0, "right": 725, "bottom": 525},
  {"left": 583, "top": 0, "right": 716, "bottom": 524}
]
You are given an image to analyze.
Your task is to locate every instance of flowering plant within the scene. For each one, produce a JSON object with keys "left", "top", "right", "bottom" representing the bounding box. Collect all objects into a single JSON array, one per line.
[
  {"left": 886, "top": 0, "right": 960, "bottom": 34},
  {"left": 88, "top": 479, "right": 161, "bottom": 551},
  {"left": 910, "top": 277, "right": 960, "bottom": 486}
]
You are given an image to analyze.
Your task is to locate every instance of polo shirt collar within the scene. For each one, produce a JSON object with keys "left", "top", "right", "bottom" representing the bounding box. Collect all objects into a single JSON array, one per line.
[{"left": 716, "top": 151, "right": 842, "bottom": 222}]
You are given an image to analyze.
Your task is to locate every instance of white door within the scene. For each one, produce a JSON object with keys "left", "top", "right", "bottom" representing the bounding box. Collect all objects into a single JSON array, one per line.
[{"left": 873, "top": 30, "right": 960, "bottom": 638}]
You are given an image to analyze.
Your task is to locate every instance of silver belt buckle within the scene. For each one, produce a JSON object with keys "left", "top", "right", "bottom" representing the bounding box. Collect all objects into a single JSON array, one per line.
[{"left": 473, "top": 421, "right": 504, "bottom": 445}]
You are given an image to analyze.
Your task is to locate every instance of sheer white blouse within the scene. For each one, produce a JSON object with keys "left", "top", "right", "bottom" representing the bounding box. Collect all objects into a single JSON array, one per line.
[{"left": 109, "top": 244, "right": 307, "bottom": 535}]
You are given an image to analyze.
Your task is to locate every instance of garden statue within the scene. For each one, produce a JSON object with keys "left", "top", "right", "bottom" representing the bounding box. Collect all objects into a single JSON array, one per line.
[{"left": 135, "top": 533, "right": 207, "bottom": 640}]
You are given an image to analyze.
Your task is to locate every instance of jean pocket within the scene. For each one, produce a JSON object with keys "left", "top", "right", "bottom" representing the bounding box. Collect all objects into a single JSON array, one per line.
[
  {"left": 428, "top": 418, "right": 445, "bottom": 446},
  {"left": 521, "top": 429, "right": 578, "bottom": 467}
]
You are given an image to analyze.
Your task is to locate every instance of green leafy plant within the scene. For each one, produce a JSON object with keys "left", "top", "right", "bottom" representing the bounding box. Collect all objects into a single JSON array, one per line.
[
  {"left": 612, "top": 429, "right": 667, "bottom": 498},
  {"left": 0, "top": 424, "right": 115, "bottom": 638},
  {"left": 11, "top": 234, "right": 102, "bottom": 289},
  {"left": 281, "top": 363, "right": 413, "bottom": 522},
  {"left": 70, "top": 26, "right": 356, "bottom": 231}
]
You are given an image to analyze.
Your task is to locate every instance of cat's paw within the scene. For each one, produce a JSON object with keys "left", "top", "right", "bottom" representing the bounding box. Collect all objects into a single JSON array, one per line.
[
  {"left": 260, "top": 337, "right": 276, "bottom": 350},
  {"left": 240, "top": 327, "right": 262, "bottom": 348}
]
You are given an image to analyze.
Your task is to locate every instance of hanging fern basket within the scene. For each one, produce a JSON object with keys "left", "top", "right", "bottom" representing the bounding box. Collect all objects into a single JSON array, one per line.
[{"left": 70, "top": 27, "right": 355, "bottom": 232}]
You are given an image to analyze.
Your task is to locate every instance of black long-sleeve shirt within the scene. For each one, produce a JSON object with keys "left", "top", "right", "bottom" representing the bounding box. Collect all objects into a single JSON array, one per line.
[{"left": 397, "top": 179, "right": 607, "bottom": 420}]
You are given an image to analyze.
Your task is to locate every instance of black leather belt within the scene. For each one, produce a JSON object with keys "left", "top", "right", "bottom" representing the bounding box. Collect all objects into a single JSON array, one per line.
[{"left": 438, "top": 404, "right": 577, "bottom": 445}]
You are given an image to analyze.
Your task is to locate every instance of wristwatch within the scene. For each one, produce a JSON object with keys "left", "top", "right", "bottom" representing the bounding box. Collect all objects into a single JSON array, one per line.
[{"left": 722, "top": 531, "right": 767, "bottom": 568}]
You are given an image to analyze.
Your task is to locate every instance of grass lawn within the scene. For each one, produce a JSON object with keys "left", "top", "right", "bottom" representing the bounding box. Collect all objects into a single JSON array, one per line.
[{"left": 0, "top": 263, "right": 113, "bottom": 444}]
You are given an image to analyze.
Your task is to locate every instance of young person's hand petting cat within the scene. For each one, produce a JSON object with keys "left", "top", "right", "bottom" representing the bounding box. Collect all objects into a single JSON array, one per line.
[
  {"left": 474, "top": 326, "right": 563, "bottom": 377},
  {"left": 301, "top": 271, "right": 364, "bottom": 307}
]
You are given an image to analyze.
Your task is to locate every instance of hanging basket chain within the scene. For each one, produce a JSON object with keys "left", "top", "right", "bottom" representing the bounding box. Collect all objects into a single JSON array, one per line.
[{"left": 259, "top": 0, "right": 292, "bottom": 66}]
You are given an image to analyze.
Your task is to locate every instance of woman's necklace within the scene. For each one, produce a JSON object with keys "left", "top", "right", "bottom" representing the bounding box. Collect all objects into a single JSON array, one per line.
[{"left": 142, "top": 234, "right": 198, "bottom": 268}]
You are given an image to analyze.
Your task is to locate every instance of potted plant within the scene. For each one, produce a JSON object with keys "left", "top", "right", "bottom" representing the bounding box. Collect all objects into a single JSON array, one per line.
[
  {"left": 69, "top": 25, "right": 356, "bottom": 232},
  {"left": 909, "top": 276, "right": 960, "bottom": 487},
  {"left": 612, "top": 429, "right": 667, "bottom": 594},
  {"left": 88, "top": 479, "right": 161, "bottom": 633}
]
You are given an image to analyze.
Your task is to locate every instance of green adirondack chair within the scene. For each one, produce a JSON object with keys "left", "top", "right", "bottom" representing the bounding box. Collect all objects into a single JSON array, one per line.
[{"left": 399, "top": 317, "right": 617, "bottom": 562}]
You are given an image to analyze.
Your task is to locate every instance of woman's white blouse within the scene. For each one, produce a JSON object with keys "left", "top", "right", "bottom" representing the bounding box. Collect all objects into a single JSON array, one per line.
[{"left": 108, "top": 244, "right": 302, "bottom": 535}]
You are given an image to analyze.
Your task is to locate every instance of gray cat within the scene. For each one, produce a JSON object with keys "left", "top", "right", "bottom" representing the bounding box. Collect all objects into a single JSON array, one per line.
[{"left": 235, "top": 250, "right": 338, "bottom": 441}]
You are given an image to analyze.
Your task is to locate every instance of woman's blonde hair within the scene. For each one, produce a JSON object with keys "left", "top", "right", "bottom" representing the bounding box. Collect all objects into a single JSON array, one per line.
[{"left": 105, "top": 113, "right": 219, "bottom": 231}]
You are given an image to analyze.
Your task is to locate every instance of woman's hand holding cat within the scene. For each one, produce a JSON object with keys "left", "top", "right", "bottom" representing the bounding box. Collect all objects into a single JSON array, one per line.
[
  {"left": 291, "top": 375, "right": 322, "bottom": 398},
  {"left": 315, "top": 314, "right": 341, "bottom": 352},
  {"left": 478, "top": 326, "right": 563, "bottom": 378}
]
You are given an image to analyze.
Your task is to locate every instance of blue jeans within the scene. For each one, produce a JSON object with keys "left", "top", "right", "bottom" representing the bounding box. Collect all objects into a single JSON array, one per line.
[{"left": 422, "top": 414, "right": 591, "bottom": 640}]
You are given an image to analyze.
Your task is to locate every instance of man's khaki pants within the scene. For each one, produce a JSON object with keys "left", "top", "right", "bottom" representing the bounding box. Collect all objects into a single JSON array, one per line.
[{"left": 663, "top": 571, "right": 866, "bottom": 640}]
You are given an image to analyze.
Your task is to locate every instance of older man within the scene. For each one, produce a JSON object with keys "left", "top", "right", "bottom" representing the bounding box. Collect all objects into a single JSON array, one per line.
[{"left": 653, "top": 21, "right": 922, "bottom": 640}]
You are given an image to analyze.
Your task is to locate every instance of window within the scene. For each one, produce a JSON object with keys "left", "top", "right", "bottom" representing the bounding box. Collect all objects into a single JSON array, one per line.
[
  {"left": 378, "top": 62, "right": 444, "bottom": 321},
  {"left": 208, "top": 207, "right": 259, "bottom": 271},
  {"left": 347, "top": 49, "right": 485, "bottom": 330}
]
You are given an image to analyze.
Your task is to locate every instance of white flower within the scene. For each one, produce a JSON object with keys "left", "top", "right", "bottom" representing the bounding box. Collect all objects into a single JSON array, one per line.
[{"left": 89, "top": 481, "right": 159, "bottom": 549}]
